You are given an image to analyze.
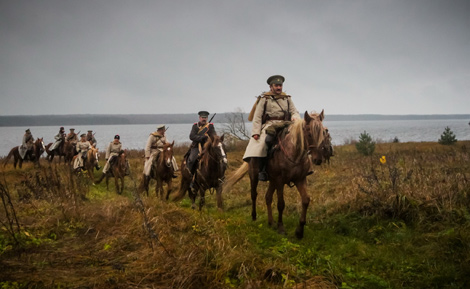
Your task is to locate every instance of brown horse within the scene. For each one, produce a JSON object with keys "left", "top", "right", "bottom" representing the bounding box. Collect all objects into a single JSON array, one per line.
[
  {"left": 45, "top": 135, "right": 66, "bottom": 163},
  {"left": 3, "top": 138, "right": 46, "bottom": 169},
  {"left": 63, "top": 141, "right": 78, "bottom": 164},
  {"left": 72, "top": 147, "right": 99, "bottom": 181},
  {"left": 140, "top": 141, "right": 176, "bottom": 200},
  {"left": 96, "top": 150, "right": 128, "bottom": 194},
  {"left": 320, "top": 128, "right": 334, "bottom": 165},
  {"left": 173, "top": 135, "right": 227, "bottom": 210},
  {"left": 223, "top": 111, "right": 326, "bottom": 239}
]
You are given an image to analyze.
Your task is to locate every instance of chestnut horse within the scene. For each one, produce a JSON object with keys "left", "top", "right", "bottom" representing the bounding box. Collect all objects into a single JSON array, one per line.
[
  {"left": 173, "top": 135, "right": 227, "bottom": 210},
  {"left": 3, "top": 138, "right": 46, "bottom": 169},
  {"left": 140, "top": 141, "right": 175, "bottom": 200},
  {"left": 72, "top": 147, "right": 99, "bottom": 181},
  {"left": 45, "top": 135, "right": 66, "bottom": 163},
  {"left": 96, "top": 150, "right": 128, "bottom": 194},
  {"left": 223, "top": 111, "right": 326, "bottom": 239},
  {"left": 320, "top": 128, "right": 334, "bottom": 165}
]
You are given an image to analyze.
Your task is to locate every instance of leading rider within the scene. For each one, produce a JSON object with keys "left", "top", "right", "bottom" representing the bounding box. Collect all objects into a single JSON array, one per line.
[{"left": 243, "top": 75, "right": 301, "bottom": 181}]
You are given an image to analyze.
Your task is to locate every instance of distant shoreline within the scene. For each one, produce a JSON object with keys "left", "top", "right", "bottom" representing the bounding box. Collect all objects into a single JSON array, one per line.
[{"left": 1, "top": 113, "right": 469, "bottom": 127}]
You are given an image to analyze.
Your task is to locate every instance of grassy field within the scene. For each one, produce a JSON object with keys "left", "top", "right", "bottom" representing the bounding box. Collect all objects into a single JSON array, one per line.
[{"left": 1, "top": 141, "right": 469, "bottom": 288}]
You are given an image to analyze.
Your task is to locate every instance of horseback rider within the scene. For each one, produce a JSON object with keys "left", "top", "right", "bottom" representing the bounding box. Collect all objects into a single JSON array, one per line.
[
  {"left": 143, "top": 125, "right": 178, "bottom": 183},
  {"left": 186, "top": 111, "right": 217, "bottom": 187},
  {"left": 97, "top": 135, "right": 130, "bottom": 180},
  {"left": 243, "top": 75, "right": 301, "bottom": 181},
  {"left": 19, "top": 128, "right": 34, "bottom": 159},
  {"left": 86, "top": 130, "right": 97, "bottom": 147},
  {"left": 86, "top": 130, "right": 100, "bottom": 170},
  {"left": 66, "top": 128, "right": 78, "bottom": 145},
  {"left": 73, "top": 133, "right": 92, "bottom": 170},
  {"left": 50, "top": 127, "right": 65, "bottom": 153}
]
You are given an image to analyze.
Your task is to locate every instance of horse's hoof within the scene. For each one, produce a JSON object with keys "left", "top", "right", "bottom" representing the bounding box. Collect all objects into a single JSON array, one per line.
[
  {"left": 191, "top": 204, "right": 196, "bottom": 210},
  {"left": 295, "top": 227, "right": 304, "bottom": 239},
  {"left": 277, "top": 224, "right": 286, "bottom": 235}
]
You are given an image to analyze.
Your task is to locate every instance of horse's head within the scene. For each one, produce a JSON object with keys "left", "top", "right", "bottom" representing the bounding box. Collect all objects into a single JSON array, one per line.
[
  {"left": 162, "top": 141, "right": 174, "bottom": 168},
  {"left": 36, "top": 138, "right": 45, "bottom": 151},
  {"left": 88, "top": 147, "right": 99, "bottom": 162},
  {"left": 203, "top": 134, "right": 227, "bottom": 173},
  {"left": 304, "top": 110, "right": 326, "bottom": 165}
]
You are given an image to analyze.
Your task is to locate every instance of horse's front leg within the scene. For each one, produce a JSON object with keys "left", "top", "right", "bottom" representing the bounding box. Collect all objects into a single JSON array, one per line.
[
  {"left": 295, "top": 178, "right": 310, "bottom": 239},
  {"left": 165, "top": 179, "right": 172, "bottom": 201},
  {"left": 155, "top": 178, "right": 162, "bottom": 199},
  {"left": 120, "top": 176, "right": 124, "bottom": 195},
  {"left": 114, "top": 176, "right": 120, "bottom": 194},
  {"left": 275, "top": 184, "right": 286, "bottom": 235},
  {"left": 189, "top": 187, "right": 197, "bottom": 210},
  {"left": 216, "top": 184, "right": 224, "bottom": 212},
  {"left": 265, "top": 181, "right": 276, "bottom": 228},
  {"left": 199, "top": 189, "right": 205, "bottom": 211},
  {"left": 249, "top": 159, "right": 259, "bottom": 221}
]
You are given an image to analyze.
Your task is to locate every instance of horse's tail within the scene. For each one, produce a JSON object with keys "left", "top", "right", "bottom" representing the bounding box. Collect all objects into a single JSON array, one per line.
[
  {"left": 3, "top": 149, "right": 15, "bottom": 167},
  {"left": 172, "top": 176, "right": 190, "bottom": 202},
  {"left": 222, "top": 162, "right": 249, "bottom": 195}
]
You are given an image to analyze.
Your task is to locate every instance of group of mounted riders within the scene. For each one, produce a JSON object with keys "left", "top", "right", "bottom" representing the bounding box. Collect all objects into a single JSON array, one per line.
[
  {"left": 7, "top": 74, "right": 334, "bottom": 238},
  {"left": 13, "top": 74, "right": 333, "bottom": 181}
]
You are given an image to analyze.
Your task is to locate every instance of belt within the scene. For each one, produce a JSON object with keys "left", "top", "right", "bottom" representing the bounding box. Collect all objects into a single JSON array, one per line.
[{"left": 266, "top": 116, "right": 284, "bottom": 121}]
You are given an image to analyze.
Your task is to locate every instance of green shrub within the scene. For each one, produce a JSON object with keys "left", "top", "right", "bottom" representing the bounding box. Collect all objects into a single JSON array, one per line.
[
  {"left": 438, "top": 126, "right": 457, "bottom": 145},
  {"left": 355, "top": 131, "right": 376, "bottom": 156}
]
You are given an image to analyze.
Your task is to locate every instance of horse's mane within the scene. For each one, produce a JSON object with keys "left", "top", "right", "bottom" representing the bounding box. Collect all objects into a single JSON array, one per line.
[
  {"left": 289, "top": 119, "right": 305, "bottom": 152},
  {"left": 288, "top": 112, "right": 325, "bottom": 153},
  {"left": 309, "top": 112, "right": 325, "bottom": 148}
]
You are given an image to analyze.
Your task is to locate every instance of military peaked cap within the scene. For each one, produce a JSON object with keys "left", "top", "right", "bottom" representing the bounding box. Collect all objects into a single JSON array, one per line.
[
  {"left": 267, "top": 75, "right": 285, "bottom": 85},
  {"left": 25, "top": 129, "right": 31, "bottom": 133},
  {"left": 198, "top": 111, "right": 210, "bottom": 117},
  {"left": 114, "top": 135, "right": 120, "bottom": 140},
  {"left": 80, "top": 133, "right": 86, "bottom": 137},
  {"left": 157, "top": 124, "right": 165, "bottom": 130}
]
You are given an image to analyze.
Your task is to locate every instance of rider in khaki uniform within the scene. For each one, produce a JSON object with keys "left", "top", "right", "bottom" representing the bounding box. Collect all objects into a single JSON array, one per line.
[
  {"left": 66, "top": 128, "right": 78, "bottom": 144},
  {"left": 86, "top": 130, "right": 100, "bottom": 170},
  {"left": 73, "top": 134, "right": 92, "bottom": 170},
  {"left": 102, "top": 135, "right": 123, "bottom": 174},
  {"left": 50, "top": 127, "right": 65, "bottom": 152},
  {"left": 243, "top": 75, "right": 300, "bottom": 181},
  {"left": 19, "top": 129, "right": 34, "bottom": 159},
  {"left": 96, "top": 135, "right": 130, "bottom": 181},
  {"left": 143, "top": 125, "right": 178, "bottom": 182}
]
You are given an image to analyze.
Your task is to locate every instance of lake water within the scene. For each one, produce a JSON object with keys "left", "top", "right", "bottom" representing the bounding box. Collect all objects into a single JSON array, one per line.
[{"left": 1, "top": 119, "right": 469, "bottom": 157}]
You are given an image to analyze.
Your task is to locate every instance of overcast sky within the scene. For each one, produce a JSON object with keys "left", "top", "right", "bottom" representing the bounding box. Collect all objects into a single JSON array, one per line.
[{"left": 1, "top": 0, "right": 469, "bottom": 116}]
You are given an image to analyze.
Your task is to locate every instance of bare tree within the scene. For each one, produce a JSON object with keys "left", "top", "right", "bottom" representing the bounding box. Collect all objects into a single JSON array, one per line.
[{"left": 222, "top": 108, "right": 250, "bottom": 140}]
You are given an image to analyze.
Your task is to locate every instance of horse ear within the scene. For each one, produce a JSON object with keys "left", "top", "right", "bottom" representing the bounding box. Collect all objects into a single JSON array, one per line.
[
  {"left": 319, "top": 109, "right": 324, "bottom": 121},
  {"left": 304, "top": 111, "right": 312, "bottom": 122},
  {"left": 220, "top": 134, "right": 224, "bottom": 142}
]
